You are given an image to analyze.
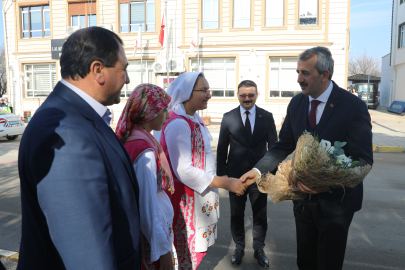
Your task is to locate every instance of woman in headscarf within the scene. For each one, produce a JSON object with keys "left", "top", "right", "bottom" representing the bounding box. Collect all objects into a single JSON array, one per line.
[
  {"left": 155, "top": 72, "right": 247, "bottom": 269},
  {"left": 116, "top": 84, "right": 177, "bottom": 270}
]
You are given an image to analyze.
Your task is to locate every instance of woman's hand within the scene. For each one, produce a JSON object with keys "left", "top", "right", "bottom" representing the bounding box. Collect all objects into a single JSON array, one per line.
[
  {"left": 159, "top": 250, "right": 174, "bottom": 270},
  {"left": 225, "top": 177, "right": 247, "bottom": 195}
]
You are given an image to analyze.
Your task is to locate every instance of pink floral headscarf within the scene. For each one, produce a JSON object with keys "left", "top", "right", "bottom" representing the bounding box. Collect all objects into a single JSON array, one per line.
[{"left": 115, "top": 83, "right": 171, "bottom": 143}]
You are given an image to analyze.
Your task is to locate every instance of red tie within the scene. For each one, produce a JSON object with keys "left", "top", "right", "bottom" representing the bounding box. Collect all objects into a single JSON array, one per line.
[{"left": 308, "top": 100, "right": 322, "bottom": 129}]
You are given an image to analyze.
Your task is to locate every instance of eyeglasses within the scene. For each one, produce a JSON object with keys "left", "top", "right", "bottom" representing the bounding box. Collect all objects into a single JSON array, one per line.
[
  {"left": 239, "top": 93, "right": 256, "bottom": 98},
  {"left": 193, "top": 88, "right": 211, "bottom": 95}
]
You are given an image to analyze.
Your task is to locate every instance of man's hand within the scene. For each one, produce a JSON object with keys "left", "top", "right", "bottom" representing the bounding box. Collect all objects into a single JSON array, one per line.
[
  {"left": 159, "top": 250, "right": 174, "bottom": 270},
  {"left": 296, "top": 181, "right": 331, "bottom": 194},
  {"left": 240, "top": 169, "right": 260, "bottom": 187},
  {"left": 226, "top": 178, "right": 247, "bottom": 195}
]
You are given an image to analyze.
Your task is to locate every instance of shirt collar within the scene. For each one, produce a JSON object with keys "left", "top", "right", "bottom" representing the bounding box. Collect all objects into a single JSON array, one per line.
[
  {"left": 240, "top": 104, "right": 256, "bottom": 115},
  {"left": 308, "top": 81, "right": 333, "bottom": 103},
  {"left": 60, "top": 79, "right": 108, "bottom": 118}
]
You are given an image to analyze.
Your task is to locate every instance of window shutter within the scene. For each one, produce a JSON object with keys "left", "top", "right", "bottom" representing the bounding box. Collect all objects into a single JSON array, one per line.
[
  {"left": 69, "top": 3, "right": 85, "bottom": 15},
  {"left": 131, "top": 2, "right": 145, "bottom": 25}
]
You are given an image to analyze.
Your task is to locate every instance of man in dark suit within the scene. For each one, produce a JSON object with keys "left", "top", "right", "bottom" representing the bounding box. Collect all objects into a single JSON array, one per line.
[
  {"left": 17, "top": 27, "right": 140, "bottom": 269},
  {"left": 217, "top": 80, "right": 277, "bottom": 268},
  {"left": 242, "top": 47, "right": 373, "bottom": 270}
]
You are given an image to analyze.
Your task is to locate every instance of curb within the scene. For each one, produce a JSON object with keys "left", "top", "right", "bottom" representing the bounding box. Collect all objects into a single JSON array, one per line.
[
  {"left": 373, "top": 145, "right": 405, "bottom": 153},
  {"left": 0, "top": 250, "right": 19, "bottom": 262}
]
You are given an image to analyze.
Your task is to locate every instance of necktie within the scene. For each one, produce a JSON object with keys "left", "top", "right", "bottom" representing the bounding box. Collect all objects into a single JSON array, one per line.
[
  {"left": 102, "top": 109, "right": 112, "bottom": 126},
  {"left": 245, "top": 111, "right": 252, "bottom": 140},
  {"left": 308, "top": 100, "right": 322, "bottom": 129}
]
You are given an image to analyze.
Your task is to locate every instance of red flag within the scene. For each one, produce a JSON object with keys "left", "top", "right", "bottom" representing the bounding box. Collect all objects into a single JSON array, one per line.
[{"left": 159, "top": 14, "right": 165, "bottom": 47}]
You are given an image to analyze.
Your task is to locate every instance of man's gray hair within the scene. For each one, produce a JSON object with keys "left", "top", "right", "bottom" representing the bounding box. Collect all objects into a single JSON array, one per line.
[{"left": 299, "top": 46, "right": 334, "bottom": 80}]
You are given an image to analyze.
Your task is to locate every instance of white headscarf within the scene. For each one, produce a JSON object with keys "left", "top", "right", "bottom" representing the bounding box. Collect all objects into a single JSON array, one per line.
[
  {"left": 154, "top": 72, "right": 212, "bottom": 141},
  {"left": 167, "top": 72, "right": 203, "bottom": 111}
]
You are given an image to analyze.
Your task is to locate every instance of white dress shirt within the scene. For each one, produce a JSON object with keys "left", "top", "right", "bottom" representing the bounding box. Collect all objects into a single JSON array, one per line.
[
  {"left": 60, "top": 79, "right": 111, "bottom": 126},
  {"left": 240, "top": 105, "right": 256, "bottom": 134},
  {"left": 308, "top": 81, "right": 333, "bottom": 125}
]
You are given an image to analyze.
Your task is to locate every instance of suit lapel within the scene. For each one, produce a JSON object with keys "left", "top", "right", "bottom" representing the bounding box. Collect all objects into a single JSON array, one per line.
[
  {"left": 298, "top": 94, "right": 310, "bottom": 134},
  {"left": 316, "top": 82, "right": 340, "bottom": 135},
  {"left": 53, "top": 83, "right": 135, "bottom": 184},
  {"left": 251, "top": 106, "right": 264, "bottom": 142},
  {"left": 233, "top": 107, "right": 249, "bottom": 140}
]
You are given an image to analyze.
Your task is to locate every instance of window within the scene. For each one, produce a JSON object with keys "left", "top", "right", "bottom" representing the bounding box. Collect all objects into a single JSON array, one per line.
[
  {"left": 69, "top": 2, "right": 97, "bottom": 27},
  {"left": 25, "top": 64, "right": 57, "bottom": 98},
  {"left": 269, "top": 58, "right": 301, "bottom": 98},
  {"left": 191, "top": 58, "right": 236, "bottom": 97},
  {"left": 299, "top": 0, "right": 317, "bottom": 26},
  {"left": 21, "top": 5, "right": 50, "bottom": 38},
  {"left": 202, "top": 0, "right": 219, "bottom": 29},
  {"left": 401, "top": 0, "right": 404, "bottom": 4},
  {"left": 399, "top": 24, "right": 405, "bottom": 48},
  {"left": 266, "top": 0, "right": 284, "bottom": 27},
  {"left": 120, "top": 0, "right": 155, "bottom": 33},
  {"left": 233, "top": 0, "right": 250, "bottom": 28},
  {"left": 121, "top": 61, "right": 154, "bottom": 98}
]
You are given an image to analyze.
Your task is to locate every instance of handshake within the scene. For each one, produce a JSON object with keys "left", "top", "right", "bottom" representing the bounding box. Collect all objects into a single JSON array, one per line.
[{"left": 220, "top": 169, "right": 261, "bottom": 195}]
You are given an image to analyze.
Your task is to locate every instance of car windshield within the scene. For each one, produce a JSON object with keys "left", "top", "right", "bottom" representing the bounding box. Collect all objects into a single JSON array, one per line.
[
  {"left": 356, "top": 84, "right": 376, "bottom": 93},
  {"left": 0, "top": 108, "right": 11, "bottom": 115}
]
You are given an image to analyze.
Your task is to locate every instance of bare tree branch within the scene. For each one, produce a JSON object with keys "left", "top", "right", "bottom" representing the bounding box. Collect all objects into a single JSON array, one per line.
[
  {"left": 0, "top": 46, "right": 7, "bottom": 97},
  {"left": 348, "top": 51, "right": 381, "bottom": 77}
]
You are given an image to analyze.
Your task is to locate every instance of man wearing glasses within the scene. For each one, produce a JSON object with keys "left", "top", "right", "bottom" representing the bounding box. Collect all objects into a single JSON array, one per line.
[{"left": 216, "top": 80, "right": 277, "bottom": 268}]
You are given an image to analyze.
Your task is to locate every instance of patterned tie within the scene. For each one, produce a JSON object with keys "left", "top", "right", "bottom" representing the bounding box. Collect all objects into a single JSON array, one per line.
[
  {"left": 245, "top": 111, "right": 252, "bottom": 140},
  {"left": 308, "top": 100, "right": 322, "bottom": 129}
]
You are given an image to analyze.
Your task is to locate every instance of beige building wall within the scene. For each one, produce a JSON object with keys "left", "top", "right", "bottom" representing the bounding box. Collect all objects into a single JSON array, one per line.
[{"left": 3, "top": 0, "right": 350, "bottom": 124}]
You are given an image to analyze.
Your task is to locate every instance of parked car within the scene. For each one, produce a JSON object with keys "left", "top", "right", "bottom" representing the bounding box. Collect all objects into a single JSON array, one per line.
[
  {"left": 0, "top": 108, "right": 26, "bottom": 140},
  {"left": 353, "top": 83, "right": 379, "bottom": 109}
]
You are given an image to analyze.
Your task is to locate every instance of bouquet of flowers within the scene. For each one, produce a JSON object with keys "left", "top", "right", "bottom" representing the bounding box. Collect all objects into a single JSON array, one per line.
[{"left": 257, "top": 132, "right": 372, "bottom": 203}]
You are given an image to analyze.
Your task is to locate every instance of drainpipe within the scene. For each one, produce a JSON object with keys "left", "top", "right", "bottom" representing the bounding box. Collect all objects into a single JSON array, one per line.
[{"left": 392, "top": 0, "right": 398, "bottom": 104}]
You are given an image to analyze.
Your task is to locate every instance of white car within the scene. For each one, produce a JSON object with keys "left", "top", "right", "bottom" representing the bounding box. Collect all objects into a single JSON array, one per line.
[{"left": 0, "top": 108, "right": 26, "bottom": 140}]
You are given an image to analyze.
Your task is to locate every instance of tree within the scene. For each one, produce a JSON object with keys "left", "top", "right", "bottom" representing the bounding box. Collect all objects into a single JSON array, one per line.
[
  {"left": 348, "top": 51, "right": 381, "bottom": 77},
  {"left": 0, "top": 46, "right": 7, "bottom": 97}
]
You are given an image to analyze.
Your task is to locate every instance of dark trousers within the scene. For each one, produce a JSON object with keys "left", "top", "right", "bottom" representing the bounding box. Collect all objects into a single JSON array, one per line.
[
  {"left": 293, "top": 196, "right": 354, "bottom": 270},
  {"left": 229, "top": 182, "right": 268, "bottom": 251}
]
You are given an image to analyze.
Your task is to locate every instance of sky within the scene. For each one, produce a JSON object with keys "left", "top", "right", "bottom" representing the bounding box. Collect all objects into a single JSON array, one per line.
[{"left": 0, "top": 0, "right": 393, "bottom": 59}]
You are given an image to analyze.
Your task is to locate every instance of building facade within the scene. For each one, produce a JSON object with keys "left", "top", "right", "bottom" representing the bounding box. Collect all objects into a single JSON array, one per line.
[
  {"left": 2, "top": 0, "right": 350, "bottom": 124},
  {"left": 381, "top": 0, "right": 405, "bottom": 109}
]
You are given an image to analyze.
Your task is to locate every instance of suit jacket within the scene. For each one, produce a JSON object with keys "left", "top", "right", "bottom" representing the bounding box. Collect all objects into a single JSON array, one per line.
[
  {"left": 255, "top": 82, "right": 373, "bottom": 217},
  {"left": 17, "top": 82, "right": 141, "bottom": 270},
  {"left": 217, "top": 106, "right": 277, "bottom": 178}
]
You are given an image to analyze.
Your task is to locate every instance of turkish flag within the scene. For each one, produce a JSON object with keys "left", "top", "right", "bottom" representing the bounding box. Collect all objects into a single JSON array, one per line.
[{"left": 159, "top": 14, "right": 165, "bottom": 47}]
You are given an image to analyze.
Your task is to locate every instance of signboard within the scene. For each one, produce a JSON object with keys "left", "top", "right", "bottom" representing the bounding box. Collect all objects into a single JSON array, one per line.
[
  {"left": 51, "top": 39, "right": 67, "bottom": 59},
  {"left": 163, "top": 78, "right": 175, "bottom": 89},
  {"left": 388, "top": 101, "right": 405, "bottom": 114}
]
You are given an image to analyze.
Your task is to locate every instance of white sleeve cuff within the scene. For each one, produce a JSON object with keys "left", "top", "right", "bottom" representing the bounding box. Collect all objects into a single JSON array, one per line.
[{"left": 253, "top": 168, "right": 261, "bottom": 178}]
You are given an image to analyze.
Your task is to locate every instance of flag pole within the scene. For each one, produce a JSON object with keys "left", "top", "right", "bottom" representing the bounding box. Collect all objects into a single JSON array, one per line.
[
  {"left": 196, "top": 19, "right": 200, "bottom": 72},
  {"left": 140, "top": 23, "right": 143, "bottom": 84},
  {"left": 165, "top": 0, "right": 169, "bottom": 89}
]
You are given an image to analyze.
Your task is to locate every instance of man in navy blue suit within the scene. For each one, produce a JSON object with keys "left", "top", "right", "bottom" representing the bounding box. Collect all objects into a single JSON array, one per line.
[
  {"left": 242, "top": 47, "right": 373, "bottom": 270},
  {"left": 18, "top": 27, "right": 140, "bottom": 269}
]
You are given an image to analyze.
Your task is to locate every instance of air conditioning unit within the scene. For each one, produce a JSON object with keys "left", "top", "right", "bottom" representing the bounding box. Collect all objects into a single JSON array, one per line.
[
  {"left": 97, "top": 24, "right": 113, "bottom": 31},
  {"left": 167, "top": 59, "right": 185, "bottom": 73},
  {"left": 66, "top": 26, "right": 81, "bottom": 36},
  {"left": 153, "top": 62, "right": 166, "bottom": 73}
]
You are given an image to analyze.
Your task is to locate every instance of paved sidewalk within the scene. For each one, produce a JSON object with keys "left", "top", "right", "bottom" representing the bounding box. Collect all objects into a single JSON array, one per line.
[
  {"left": 207, "top": 107, "right": 405, "bottom": 153},
  {"left": 369, "top": 106, "right": 405, "bottom": 151}
]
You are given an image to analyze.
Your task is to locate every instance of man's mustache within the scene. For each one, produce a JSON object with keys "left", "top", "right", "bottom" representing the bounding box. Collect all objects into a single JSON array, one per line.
[
  {"left": 300, "top": 83, "right": 308, "bottom": 87},
  {"left": 243, "top": 101, "right": 252, "bottom": 104}
]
